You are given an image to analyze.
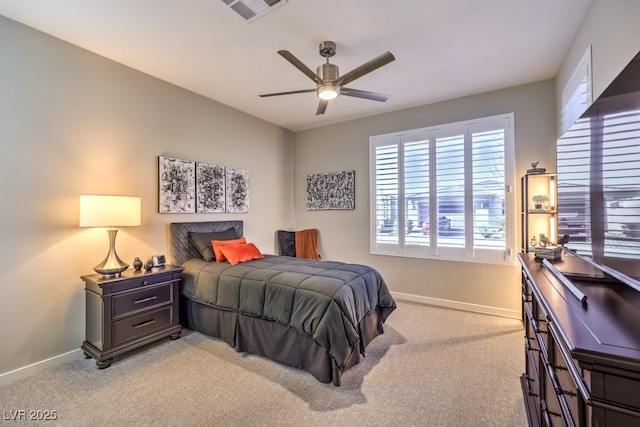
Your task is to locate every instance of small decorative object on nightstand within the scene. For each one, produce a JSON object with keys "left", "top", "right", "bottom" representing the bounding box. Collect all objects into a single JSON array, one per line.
[
  {"left": 152, "top": 254, "right": 166, "bottom": 267},
  {"left": 133, "top": 257, "right": 143, "bottom": 271},
  {"left": 81, "top": 265, "right": 184, "bottom": 368}
]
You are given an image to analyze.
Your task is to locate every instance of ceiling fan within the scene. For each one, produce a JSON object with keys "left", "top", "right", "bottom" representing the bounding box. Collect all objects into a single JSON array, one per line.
[{"left": 259, "top": 41, "right": 395, "bottom": 115}]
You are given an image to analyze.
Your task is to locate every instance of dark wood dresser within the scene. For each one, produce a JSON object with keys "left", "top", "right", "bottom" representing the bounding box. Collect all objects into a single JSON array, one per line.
[
  {"left": 81, "top": 265, "right": 184, "bottom": 368},
  {"left": 519, "top": 252, "right": 640, "bottom": 426}
]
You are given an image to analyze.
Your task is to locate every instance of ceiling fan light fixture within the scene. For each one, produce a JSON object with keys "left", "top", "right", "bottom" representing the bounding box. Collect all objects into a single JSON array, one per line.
[
  {"left": 317, "top": 84, "right": 339, "bottom": 101},
  {"left": 259, "top": 41, "right": 395, "bottom": 115}
]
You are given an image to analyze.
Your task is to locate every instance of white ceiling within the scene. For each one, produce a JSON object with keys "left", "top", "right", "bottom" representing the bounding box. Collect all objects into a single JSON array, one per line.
[{"left": 0, "top": 0, "right": 593, "bottom": 132}]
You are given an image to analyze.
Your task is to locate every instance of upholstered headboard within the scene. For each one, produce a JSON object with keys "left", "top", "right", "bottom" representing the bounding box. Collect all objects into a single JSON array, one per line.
[{"left": 169, "top": 221, "right": 244, "bottom": 266}]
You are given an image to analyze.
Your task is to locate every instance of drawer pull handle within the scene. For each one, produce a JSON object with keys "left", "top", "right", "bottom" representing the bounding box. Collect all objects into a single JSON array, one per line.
[
  {"left": 524, "top": 304, "right": 546, "bottom": 334},
  {"left": 542, "top": 409, "right": 560, "bottom": 425},
  {"left": 546, "top": 364, "right": 577, "bottom": 397},
  {"left": 142, "top": 280, "right": 149, "bottom": 286},
  {"left": 547, "top": 363, "right": 563, "bottom": 394},
  {"left": 524, "top": 336, "right": 539, "bottom": 352},
  {"left": 541, "top": 401, "right": 561, "bottom": 425},
  {"left": 134, "top": 296, "right": 157, "bottom": 305},
  {"left": 132, "top": 319, "right": 156, "bottom": 329},
  {"left": 549, "top": 322, "right": 591, "bottom": 402}
]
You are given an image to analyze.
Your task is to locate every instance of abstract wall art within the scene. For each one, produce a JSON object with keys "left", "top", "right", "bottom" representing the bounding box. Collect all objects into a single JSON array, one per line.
[
  {"left": 158, "top": 156, "right": 196, "bottom": 213},
  {"left": 306, "top": 170, "right": 355, "bottom": 210},
  {"left": 225, "top": 167, "right": 250, "bottom": 213},
  {"left": 159, "top": 156, "right": 250, "bottom": 214},
  {"left": 196, "top": 162, "right": 226, "bottom": 213}
]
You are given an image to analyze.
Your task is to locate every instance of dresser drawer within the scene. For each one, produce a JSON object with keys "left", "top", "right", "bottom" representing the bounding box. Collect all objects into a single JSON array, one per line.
[
  {"left": 522, "top": 271, "right": 534, "bottom": 300},
  {"left": 591, "top": 370, "right": 640, "bottom": 412},
  {"left": 112, "top": 283, "right": 173, "bottom": 318},
  {"left": 111, "top": 306, "right": 174, "bottom": 347},
  {"left": 525, "top": 342, "right": 541, "bottom": 398},
  {"left": 550, "top": 340, "right": 581, "bottom": 423},
  {"left": 524, "top": 304, "right": 540, "bottom": 353},
  {"left": 532, "top": 297, "right": 551, "bottom": 355},
  {"left": 542, "top": 369, "right": 567, "bottom": 426}
]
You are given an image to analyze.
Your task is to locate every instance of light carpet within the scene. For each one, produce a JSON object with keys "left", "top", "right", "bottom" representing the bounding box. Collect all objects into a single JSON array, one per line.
[{"left": 0, "top": 301, "right": 527, "bottom": 426}]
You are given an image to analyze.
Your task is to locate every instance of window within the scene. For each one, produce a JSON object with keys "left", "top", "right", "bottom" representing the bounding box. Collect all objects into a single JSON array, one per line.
[
  {"left": 370, "top": 113, "right": 515, "bottom": 264},
  {"left": 557, "top": 99, "right": 640, "bottom": 261},
  {"left": 561, "top": 45, "right": 592, "bottom": 134}
]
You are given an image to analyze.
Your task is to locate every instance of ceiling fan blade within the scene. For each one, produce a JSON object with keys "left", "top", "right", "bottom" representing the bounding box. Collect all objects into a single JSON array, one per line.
[
  {"left": 278, "top": 50, "right": 322, "bottom": 84},
  {"left": 259, "top": 88, "right": 316, "bottom": 98},
  {"left": 316, "top": 100, "right": 328, "bottom": 115},
  {"left": 340, "top": 88, "right": 390, "bottom": 102},
  {"left": 336, "top": 51, "right": 395, "bottom": 87}
]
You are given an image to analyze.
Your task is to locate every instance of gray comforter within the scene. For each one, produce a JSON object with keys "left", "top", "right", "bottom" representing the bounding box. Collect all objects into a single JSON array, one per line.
[{"left": 180, "top": 255, "right": 396, "bottom": 370}]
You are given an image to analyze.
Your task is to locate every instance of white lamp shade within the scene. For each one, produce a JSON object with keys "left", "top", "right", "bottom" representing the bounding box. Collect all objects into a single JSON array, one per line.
[{"left": 79, "top": 195, "right": 141, "bottom": 228}]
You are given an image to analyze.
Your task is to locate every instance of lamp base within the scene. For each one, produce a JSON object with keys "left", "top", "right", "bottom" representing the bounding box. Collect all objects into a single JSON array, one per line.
[{"left": 94, "top": 229, "right": 129, "bottom": 279}]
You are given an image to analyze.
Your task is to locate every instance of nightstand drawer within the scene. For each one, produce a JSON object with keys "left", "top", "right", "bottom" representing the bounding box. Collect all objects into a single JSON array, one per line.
[
  {"left": 112, "top": 283, "right": 173, "bottom": 318},
  {"left": 107, "top": 272, "right": 177, "bottom": 295},
  {"left": 112, "top": 306, "right": 174, "bottom": 347}
]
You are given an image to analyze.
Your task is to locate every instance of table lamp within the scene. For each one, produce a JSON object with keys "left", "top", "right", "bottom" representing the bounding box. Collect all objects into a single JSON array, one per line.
[{"left": 79, "top": 195, "right": 141, "bottom": 278}]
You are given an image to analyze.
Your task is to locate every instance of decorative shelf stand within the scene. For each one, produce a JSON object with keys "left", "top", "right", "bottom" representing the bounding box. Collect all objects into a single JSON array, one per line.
[{"left": 521, "top": 172, "right": 557, "bottom": 252}]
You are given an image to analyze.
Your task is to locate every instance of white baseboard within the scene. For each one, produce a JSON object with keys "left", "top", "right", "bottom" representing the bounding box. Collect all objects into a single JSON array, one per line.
[
  {"left": 0, "top": 349, "right": 84, "bottom": 386},
  {"left": 392, "top": 291, "right": 521, "bottom": 320}
]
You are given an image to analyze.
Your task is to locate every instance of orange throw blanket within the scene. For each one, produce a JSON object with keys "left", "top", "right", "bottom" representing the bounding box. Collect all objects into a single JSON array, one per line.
[{"left": 295, "top": 228, "right": 321, "bottom": 260}]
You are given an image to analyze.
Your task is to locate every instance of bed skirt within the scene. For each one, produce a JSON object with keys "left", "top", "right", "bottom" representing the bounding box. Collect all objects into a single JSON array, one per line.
[{"left": 180, "top": 297, "right": 385, "bottom": 386}]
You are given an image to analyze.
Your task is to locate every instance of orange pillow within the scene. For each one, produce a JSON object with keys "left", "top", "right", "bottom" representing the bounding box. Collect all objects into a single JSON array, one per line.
[
  {"left": 218, "top": 243, "right": 264, "bottom": 265},
  {"left": 212, "top": 237, "right": 246, "bottom": 262}
]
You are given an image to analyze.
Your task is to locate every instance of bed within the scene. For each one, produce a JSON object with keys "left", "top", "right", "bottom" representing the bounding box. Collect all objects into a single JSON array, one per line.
[{"left": 169, "top": 220, "right": 396, "bottom": 385}]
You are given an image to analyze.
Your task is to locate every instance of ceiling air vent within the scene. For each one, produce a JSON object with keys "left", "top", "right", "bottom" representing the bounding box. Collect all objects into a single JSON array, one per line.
[{"left": 221, "top": 0, "right": 287, "bottom": 22}]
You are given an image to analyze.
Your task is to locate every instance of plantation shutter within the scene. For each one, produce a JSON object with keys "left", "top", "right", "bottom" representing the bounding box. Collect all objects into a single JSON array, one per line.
[
  {"left": 557, "top": 95, "right": 640, "bottom": 260},
  {"left": 370, "top": 113, "right": 515, "bottom": 264},
  {"left": 561, "top": 46, "right": 592, "bottom": 133},
  {"left": 436, "top": 132, "right": 465, "bottom": 250},
  {"left": 372, "top": 137, "right": 400, "bottom": 252},
  {"left": 601, "top": 105, "right": 640, "bottom": 258},
  {"left": 472, "top": 128, "right": 506, "bottom": 250},
  {"left": 404, "top": 137, "right": 430, "bottom": 248}
]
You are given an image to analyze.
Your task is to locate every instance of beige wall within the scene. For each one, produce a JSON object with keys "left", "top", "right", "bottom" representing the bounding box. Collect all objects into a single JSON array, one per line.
[
  {"left": 0, "top": 16, "right": 294, "bottom": 377},
  {"left": 556, "top": 0, "right": 640, "bottom": 136},
  {"left": 293, "top": 80, "right": 557, "bottom": 316}
]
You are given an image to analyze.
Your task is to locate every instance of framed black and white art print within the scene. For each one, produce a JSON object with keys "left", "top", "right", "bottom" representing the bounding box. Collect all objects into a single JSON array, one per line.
[
  {"left": 158, "top": 156, "right": 196, "bottom": 213},
  {"left": 306, "top": 170, "right": 355, "bottom": 210},
  {"left": 196, "top": 162, "right": 226, "bottom": 213},
  {"left": 225, "top": 167, "right": 250, "bottom": 213}
]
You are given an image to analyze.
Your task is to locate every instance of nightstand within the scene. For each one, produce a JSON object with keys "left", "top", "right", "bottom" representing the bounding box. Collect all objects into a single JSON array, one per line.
[{"left": 81, "top": 265, "right": 184, "bottom": 368}]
